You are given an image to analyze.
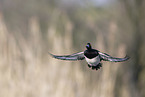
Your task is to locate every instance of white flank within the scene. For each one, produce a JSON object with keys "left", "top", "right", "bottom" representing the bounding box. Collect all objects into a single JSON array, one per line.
[{"left": 85, "top": 56, "right": 100, "bottom": 66}]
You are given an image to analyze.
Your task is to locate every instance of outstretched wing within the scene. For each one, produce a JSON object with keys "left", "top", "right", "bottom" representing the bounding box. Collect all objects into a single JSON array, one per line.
[
  {"left": 49, "top": 52, "right": 85, "bottom": 61},
  {"left": 98, "top": 52, "right": 130, "bottom": 62}
]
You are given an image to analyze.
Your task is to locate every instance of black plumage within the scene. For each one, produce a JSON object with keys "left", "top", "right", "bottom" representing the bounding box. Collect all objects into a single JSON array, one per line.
[{"left": 49, "top": 43, "right": 130, "bottom": 71}]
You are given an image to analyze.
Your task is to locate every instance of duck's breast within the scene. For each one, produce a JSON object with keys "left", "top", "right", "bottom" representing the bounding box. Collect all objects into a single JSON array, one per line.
[{"left": 85, "top": 56, "right": 100, "bottom": 66}]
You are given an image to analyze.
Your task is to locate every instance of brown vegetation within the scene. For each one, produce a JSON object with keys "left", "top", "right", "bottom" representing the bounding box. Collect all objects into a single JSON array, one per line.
[{"left": 0, "top": 0, "right": 145, "bottom": 97}]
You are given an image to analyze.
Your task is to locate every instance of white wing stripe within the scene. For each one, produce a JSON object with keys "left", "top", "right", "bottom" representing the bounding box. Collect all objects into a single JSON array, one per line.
[{"left": 49, "top": 52, "right": 85, "bottom": 61}]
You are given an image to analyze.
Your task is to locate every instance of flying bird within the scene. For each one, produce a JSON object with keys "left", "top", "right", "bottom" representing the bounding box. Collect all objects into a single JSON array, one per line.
[{"left": 49, "top": 43, "right": 129, "bottom": 70}]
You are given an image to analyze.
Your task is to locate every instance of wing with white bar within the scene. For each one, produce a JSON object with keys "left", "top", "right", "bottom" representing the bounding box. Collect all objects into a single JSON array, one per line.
[
  {"left": 49, "top": 52, "right": 85, "bottom": 61},
  {"left": 99, "top": 52, "right": 130, "bottom": 62}
]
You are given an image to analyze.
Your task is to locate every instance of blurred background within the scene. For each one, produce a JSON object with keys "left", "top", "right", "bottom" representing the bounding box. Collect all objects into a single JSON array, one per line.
[{"left": 0, "top": 0, "right": 145, "bottom": 97}]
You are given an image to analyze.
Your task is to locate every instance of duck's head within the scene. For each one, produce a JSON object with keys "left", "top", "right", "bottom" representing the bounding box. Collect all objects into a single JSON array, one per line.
[{"left": 86, "top": 43, "right": 92, "bottom": 50}]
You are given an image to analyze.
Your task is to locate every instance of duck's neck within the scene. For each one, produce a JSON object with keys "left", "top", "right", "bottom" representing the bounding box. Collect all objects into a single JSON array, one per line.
[
  {"left": 87, "top": 48, "right": 92, "bottom": 51},
  {"left": 86, "top": 45, "right": 92, "bottom": 50}
]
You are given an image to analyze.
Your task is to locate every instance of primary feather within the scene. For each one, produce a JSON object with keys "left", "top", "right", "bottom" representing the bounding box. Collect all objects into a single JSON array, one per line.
[
  {"left": 98, "top": 52, "right": 129, "bottom": 62},
  {"left": 49, "top": 52, "right": 85, "bottom": 61}
]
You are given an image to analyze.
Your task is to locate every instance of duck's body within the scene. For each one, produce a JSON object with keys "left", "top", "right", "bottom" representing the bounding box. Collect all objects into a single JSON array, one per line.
[
  {"left": 49, "top": 43, "right": 129, "bottom": 70},
  {"left": 85, "top": 56, "right": 100, "bottom": 66}
]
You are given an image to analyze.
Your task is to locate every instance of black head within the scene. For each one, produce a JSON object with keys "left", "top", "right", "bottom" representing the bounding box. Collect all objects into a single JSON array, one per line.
[{"left": 86, "top": 43, "right": 92, "bottom": 50}]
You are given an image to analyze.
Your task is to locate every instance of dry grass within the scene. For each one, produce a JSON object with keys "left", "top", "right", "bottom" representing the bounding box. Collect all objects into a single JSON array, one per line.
[{"left": 0, "top": 13, "right": 131, "bottom": 97}]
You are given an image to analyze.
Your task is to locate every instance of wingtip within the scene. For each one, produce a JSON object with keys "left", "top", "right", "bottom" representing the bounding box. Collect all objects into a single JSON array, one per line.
[
  {"left": 48, "top": 52, "right": 54, "bottom": 57},
  {"left": 125, "top": 55, "right": 130, "bottom": 60},
  {"left": 48, "top": 52, "right": 51, "bottom": 55}
]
